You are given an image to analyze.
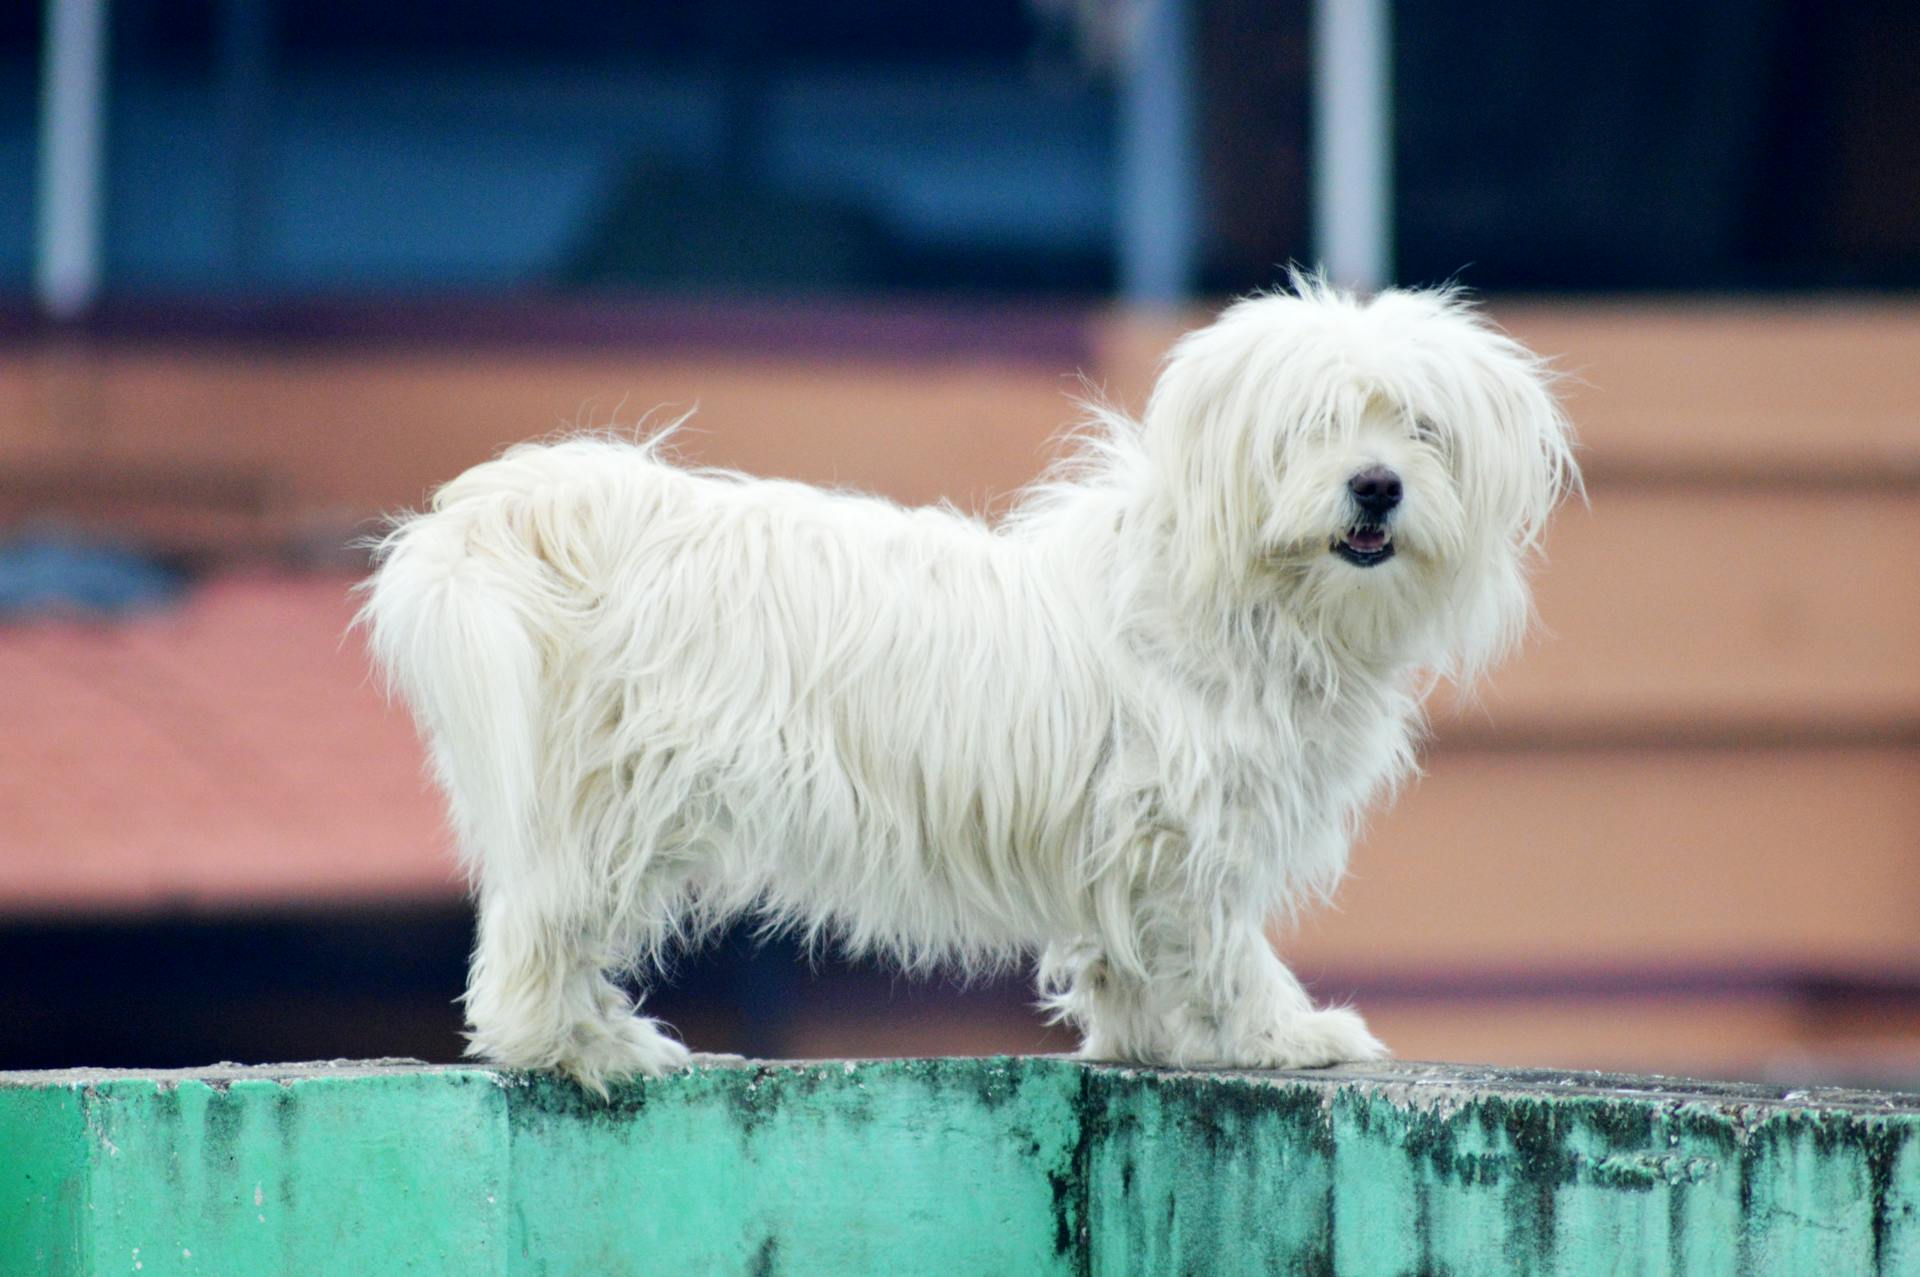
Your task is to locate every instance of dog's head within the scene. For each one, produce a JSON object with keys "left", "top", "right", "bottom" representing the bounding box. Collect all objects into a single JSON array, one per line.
[{"left": 1143, "top": 277, "right": 1576, "bottom": 675}]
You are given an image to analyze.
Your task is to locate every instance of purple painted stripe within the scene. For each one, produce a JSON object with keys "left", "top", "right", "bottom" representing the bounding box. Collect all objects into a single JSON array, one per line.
[
  {"left": 0, "top": 292, "right": 1100, "bottom": 366},
  {"left": 1302, "top": 960, "right": 1920, "bottom": 1005},
  {"left": 763, "top": 954, "right": 1920, "bottom": 1012}
]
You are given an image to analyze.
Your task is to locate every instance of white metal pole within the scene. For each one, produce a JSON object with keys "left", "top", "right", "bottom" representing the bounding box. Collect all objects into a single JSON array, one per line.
[
  {"left": 1118, "top": 0, "right": 1199, "bottom": 306},
  {"left": 36, "top": 0, "right": 110, "bottom": 320},
  {"left": 1311, "top": 0, "right": 1392, "bottom": 291}
]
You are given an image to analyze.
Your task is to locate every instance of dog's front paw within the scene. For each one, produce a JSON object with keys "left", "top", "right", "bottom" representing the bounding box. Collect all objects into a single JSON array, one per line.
[
  {"left": 558, "top": 1014, "right": 693, "bottom": 1095},
  {"left": 1250, "top": 1006, "right": 1388, "bottom": 1070}
]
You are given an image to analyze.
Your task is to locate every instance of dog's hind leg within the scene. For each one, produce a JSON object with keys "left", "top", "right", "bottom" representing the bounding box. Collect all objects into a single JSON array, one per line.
[
  {"left": 1040, "top": 914, "right": 1385, "bottom": 1070},
  {"left": 1200, "top": 925, "right": 1387, "bottom": 1070},
  {"left": 463, "top": 880, "right": 692, "bottom": 1093}
]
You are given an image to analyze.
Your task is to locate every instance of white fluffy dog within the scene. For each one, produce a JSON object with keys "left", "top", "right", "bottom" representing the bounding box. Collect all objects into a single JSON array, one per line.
[{"left": 361, "top": 279, "right": 1574, "bottom": 1090}]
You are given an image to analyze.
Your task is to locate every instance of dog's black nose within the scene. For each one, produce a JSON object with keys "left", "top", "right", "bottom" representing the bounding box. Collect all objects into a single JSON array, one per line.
[{"left": 1348, "top": 467, "right": 1402, "bottom": 518}]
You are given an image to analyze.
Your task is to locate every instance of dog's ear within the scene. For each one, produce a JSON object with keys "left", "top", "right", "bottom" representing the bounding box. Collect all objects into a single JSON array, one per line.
[
  {"left": 1395, "top": 291, "right": 1579, "bottom": 679},
  {"left": 1378, "top": 287, "right": 1577, "bottom": 554},
  {"left": 1460, "top": 334, "right": 1577, "bottom": 558},
  {"left": 1140, "top": 321, "right": 1276, "bottom": 604}
]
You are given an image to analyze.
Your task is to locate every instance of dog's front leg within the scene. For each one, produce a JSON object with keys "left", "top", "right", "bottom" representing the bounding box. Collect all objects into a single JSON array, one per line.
[
  {"left": 464, "top": 881, "right": 691, "bottom": 1093},
  {"left": 1041, "top": 914, "right": 1385, "bottom": 1070}
]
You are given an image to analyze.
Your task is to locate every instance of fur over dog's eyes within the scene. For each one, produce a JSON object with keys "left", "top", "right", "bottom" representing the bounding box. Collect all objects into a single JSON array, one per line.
[{"left": 1413, "top": 417, "right": 1441, "bottom": 444}]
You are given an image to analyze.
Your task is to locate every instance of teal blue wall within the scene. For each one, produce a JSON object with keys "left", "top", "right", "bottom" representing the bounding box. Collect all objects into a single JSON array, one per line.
[{"left": 5, "top": 1057, "right": 1917, "bottom": 1276}]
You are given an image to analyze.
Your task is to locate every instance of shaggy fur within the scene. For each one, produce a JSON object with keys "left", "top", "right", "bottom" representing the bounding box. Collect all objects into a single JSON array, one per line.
[{"left": 360, "top": 279, "right": 1575, "bottom": 1090}]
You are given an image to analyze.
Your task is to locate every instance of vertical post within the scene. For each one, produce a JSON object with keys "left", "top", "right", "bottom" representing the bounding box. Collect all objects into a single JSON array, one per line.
[
  {"left": 712, "top": 0, "right": 769, "bottom": 186},
  {"left": 221, "top": 0, "right": 273, "bottom": 284},
  {"left": 36, "top": 0, "right": 111, "bottom": 320},
  {"left": 1117, "top": 0, "right": 1199, "bottom": 306},
  {"left": 1311, "top": 0, "right": 1392, "bottom": 291}
]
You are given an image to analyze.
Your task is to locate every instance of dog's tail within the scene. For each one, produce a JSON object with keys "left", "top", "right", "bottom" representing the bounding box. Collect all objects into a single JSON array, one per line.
[{"left": 357, "top": 487, "right": 550, "bottom": 880}]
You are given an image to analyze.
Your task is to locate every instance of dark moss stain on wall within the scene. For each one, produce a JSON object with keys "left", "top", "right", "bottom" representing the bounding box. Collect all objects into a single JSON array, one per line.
[
  {"left": 1084, "top": 1070, "right": 1339, "bottom": 1276},
  {"left": 936, "top": 1054, "right": 1027, "bottom": 1113},
  {"left": 145, "top": 1085, "right": 185, "bottom": 1198},
  {"left": 726, "top": 1067, "right": 792, "bottom": 1139},
  {"left": 748, "top": 1233, "right": 780, "bottom": 1277},
  {"left": 1739, "top": 1108, "right": 1916, "bottom": 1276},
  {"left": 734, "top": 1063, "right": 884, "bottom": 1138},
  {"left": 1495, "top": 1098, "right": 1564, "bottom": 1272},
  {"left": 200, "top": 1086, "right": 243, "bottom": 1178},
  {"left": 271, "top": 1085, "right": 298, "bottom": 1210},
  {"left": 1666, "top": 1177, "right": 1690, "bottom": 1277},
  {"left": 1861, "top": 1120, "right": 1910, "bottom": 1273},
  {"left": 510, "top": 1072, "right": 653, "bottom": 1125},
  {"left": 1413, "top": 1176, "right": 1437, "bottom": 1276},
  {"left": 1797, "top": 1108, "right": 1918, "bottom": 1274},
  {"left": 1349, "top": 1086, "right": 1754, "bottom": 1270},
  {"left": 1046, "top": 1065, "right": 1097, "bottom": 1276}
]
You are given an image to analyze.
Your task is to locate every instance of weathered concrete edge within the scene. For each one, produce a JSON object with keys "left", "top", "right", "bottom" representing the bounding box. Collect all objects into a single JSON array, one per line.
[{"left": 6, "top": 1055, "right": 1916, "bottom": 1117}]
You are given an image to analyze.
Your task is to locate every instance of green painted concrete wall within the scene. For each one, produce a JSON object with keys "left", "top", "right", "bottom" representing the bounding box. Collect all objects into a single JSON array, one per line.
[{"left": 3, "top": 1057, "right": 1916, "bottom": 1275}]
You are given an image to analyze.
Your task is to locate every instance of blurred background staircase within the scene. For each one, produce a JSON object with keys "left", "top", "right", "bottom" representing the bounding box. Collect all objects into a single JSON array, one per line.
[{"left": 3, "top": 297, "right": 1915, "bottom": 1083}]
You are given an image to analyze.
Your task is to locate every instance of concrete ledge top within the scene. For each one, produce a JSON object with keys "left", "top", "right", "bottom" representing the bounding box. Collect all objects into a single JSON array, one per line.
[
  {"left": 7, "top": 1054, "right": 1917, "bottom": 1116},
  {"left": 6, "top": 1054, "right": 1918, "bottom": 1276}
]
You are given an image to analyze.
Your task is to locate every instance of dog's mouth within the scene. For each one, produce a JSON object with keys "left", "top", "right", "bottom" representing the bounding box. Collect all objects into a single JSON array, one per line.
[{"left": 1332, "top": 524, "right": 1395, "bottom": 567}]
